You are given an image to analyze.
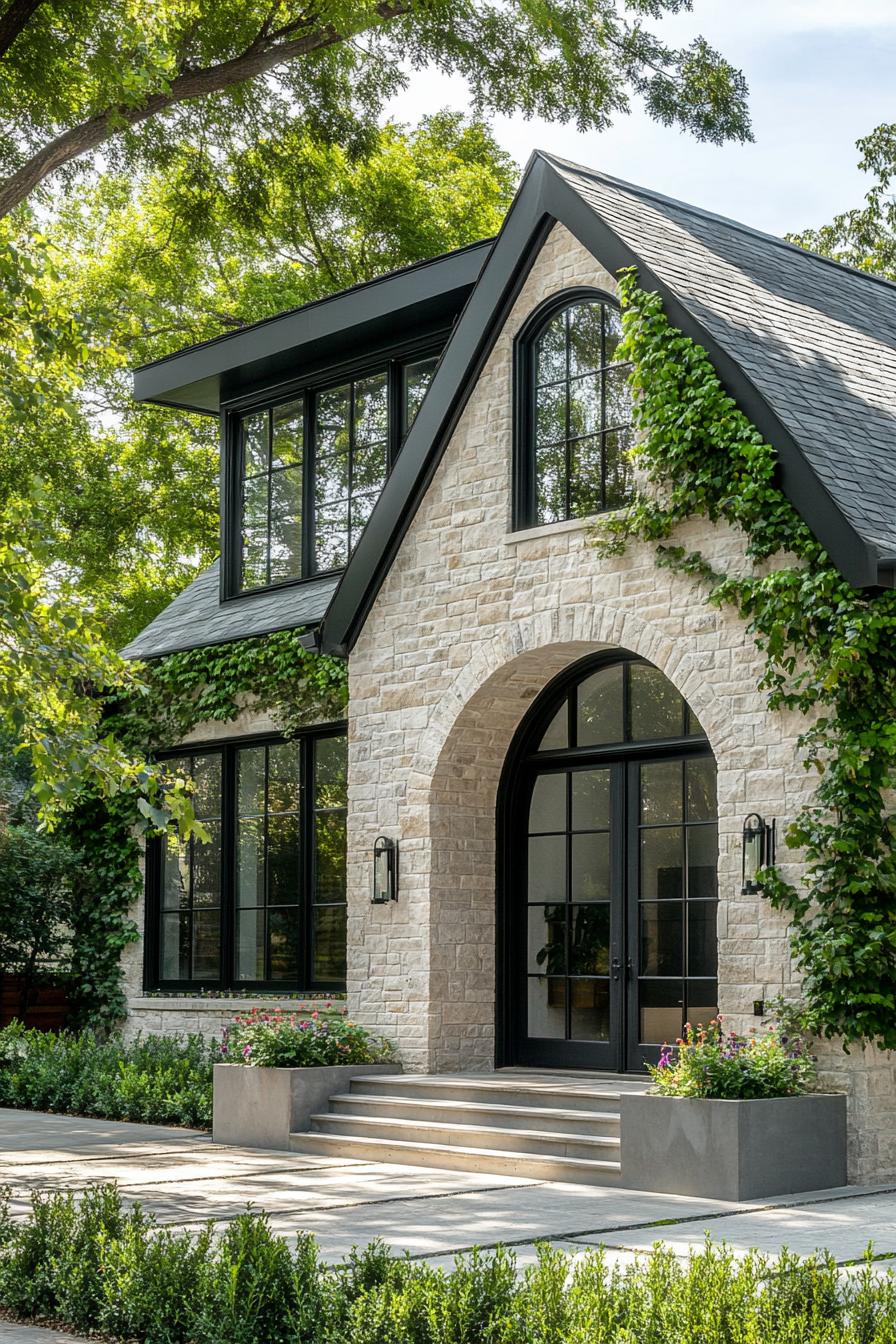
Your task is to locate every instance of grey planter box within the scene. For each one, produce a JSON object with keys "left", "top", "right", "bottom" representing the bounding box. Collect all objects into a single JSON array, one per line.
[
  {"left": 620, "top": 1092, "right": 847, "bottom": 1201},
  {"left": 213, "top": 1062, "right": 399, "bottom": 1150}
]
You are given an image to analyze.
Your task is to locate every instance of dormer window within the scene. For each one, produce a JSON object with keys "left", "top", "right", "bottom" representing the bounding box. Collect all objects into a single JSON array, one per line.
[
  {"left": 514, "top": 291, "right": 633, "bottom": 529},
  {"left": 227, "top": 349, "right": 439, "bottom": 596}
]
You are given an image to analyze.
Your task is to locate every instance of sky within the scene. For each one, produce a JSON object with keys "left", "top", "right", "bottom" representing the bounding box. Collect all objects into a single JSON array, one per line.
[{"left": 389, "top": 0, "right": 896, "bottom": 238}]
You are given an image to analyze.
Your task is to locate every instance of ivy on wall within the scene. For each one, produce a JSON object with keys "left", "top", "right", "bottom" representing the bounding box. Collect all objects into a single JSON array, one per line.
[
  {"left": 61, "top": 631, "right": 348, "bottom": 1030},
  {"left": 595, "top": 269, "right": 896, "bottom": 1049}
]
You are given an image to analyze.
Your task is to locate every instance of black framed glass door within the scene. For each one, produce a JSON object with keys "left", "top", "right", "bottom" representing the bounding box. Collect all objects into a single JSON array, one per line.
[{"left": 501, "top": 654, "right": 719, "bottom": 1072}]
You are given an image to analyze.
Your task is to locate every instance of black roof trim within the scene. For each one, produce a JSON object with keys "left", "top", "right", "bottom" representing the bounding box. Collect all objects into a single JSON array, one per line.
[
  {"left": 320, "top": 152, "right": 888, "bottom": 656},
  {"left": 132, "top": 240, "right": 493, "bottom": 413}
]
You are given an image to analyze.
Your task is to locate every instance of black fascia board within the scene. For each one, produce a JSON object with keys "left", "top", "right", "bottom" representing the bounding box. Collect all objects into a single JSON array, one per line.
[
  {"left": 132, "top": 241, "right": 492, "bottom": 414},
  {"left": 319, "top": 154, "right": 885, "bottom": 655}
]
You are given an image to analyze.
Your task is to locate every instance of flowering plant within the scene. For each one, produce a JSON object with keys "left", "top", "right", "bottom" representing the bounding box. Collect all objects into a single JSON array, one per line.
[
  {"left": 219, "top": 1006, "right": 395, "bottom": 1068},
  {"left": 647, "top": 1017, "right": 817, "bottom": 1099}
]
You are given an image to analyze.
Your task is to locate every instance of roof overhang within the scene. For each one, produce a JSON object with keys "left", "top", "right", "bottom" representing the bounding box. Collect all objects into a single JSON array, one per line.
[{"left": 132, "top": 241, "right": 493, "bottom": 414}]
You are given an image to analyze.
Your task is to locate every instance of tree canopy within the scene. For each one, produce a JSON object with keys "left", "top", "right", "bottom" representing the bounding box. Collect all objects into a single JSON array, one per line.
[{"left": 790, "top": 123, "right": 896, "bottom": 279}]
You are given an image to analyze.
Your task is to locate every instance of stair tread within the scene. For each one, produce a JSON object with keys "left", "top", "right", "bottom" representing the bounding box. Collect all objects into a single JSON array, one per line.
[
  {"left": 312, "top": 1113, "right": 620, "bottom": 1146},
  {"left": 328, "top": 1095, "right": 620, "bottom": 1123},
  {"left": 291, "top": 1131, "right": 621, "bottom": 1170},
  {"left": 351, "top": 1075, "right": 627, "bottom": 1101}
]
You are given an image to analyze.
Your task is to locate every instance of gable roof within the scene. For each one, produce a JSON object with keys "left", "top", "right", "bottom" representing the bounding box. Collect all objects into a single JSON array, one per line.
[
  {"left": 121, "top": 561, "right": 339, "bottom": 661},
  {"left": 319, "top": 151, "right": 896, "bottom": 655}
]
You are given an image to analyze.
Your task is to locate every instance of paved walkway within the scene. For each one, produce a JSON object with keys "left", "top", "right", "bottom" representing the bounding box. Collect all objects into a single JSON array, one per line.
[{"left": 2, "top": 1107, "right": 896, "bottom": 1338}]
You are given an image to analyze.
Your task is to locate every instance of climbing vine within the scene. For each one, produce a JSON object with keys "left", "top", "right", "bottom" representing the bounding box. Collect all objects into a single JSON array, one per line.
[
  {"left": 595, "top": 269, "right": 896, "bottom": 1049},
  {"left": 60, "top": 630, "right": 347, "bottom": 1030}
]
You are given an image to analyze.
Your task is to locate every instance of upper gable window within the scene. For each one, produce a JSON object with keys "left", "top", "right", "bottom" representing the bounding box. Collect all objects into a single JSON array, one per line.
[
  {"left": 515, "top": 293, "right": 634, "bottom": 529},
  {"left": 229, "top": 350, "right": 439, "bottom": 595}
]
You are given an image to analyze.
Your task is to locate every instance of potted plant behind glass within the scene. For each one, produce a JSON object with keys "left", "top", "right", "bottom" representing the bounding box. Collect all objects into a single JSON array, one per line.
[
  {"left": 620, "top": 1010, "right": 847, "bottom": 1200},
  {"left": 213, "top": 1007, "right": 398, "bottom": 1150}
]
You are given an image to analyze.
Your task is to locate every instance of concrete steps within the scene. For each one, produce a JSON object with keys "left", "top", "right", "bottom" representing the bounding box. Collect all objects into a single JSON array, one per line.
[{"left": 288, "top": 1070, "right": 649, "bottom": 1184}]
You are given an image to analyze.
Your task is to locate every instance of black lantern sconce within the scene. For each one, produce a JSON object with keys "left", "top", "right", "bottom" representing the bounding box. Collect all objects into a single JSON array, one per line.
[
  {"left": 741, "top": 813, "right": 776, "bottom": 894},
  {"left": 372, "top": 836, "right": 399, "bottom": 904}
]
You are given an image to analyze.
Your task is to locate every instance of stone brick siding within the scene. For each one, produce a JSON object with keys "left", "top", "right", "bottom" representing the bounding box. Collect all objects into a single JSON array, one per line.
[{"left": 344, "top": 222, "right": 896, "bottom": 1182}]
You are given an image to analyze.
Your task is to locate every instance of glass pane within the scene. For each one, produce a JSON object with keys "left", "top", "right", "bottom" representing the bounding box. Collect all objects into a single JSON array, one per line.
[
  {"left": 568, "top": 436, "right": 603, "bottom": 517},
  {"left": 269, "top": 467, "right": 302, "bottom": 583},
  {"left": 686, "top": 979, "right": 719, "bottom": 1029},
  {"left": 238, "top": 746, "right": 266, "bottom": 816},
  {"left": 267, "top": 741, "right": 299, "bottom": 813},
  {"left": 568, "top": 375, "right": 601, "bottom": 438},
  {"left": 527, "top": 976, "right": 566, "bottom": 1038},
  {"left": 576, "top": 664, "right": 624, "bottom": 747},
  {"left": 535, "top": 442, "right": 566, "bottom": 524},
  {"left": 527, "top": 834, "right": 566, "bottom": 902},
  {"left": 355, "top": 373, "right": 388, "bottom": 444},
  {"left": 315, "top": 812, "right": 347, "bottom": 903},
  {"left": 639, "top": 980, "right": 684, "bottom": 1044},
  {"left": 686, "top": 757, "right": 716, "bottom": 821},
  {"left": 316, "top": 384, "right": 350, "bottom": 458},
  {"left": 604, "top": 428, "right": 632, "bottom": 510},
  {"left": 236, "top": 816, "right": 264, "bottom": 908},
  {"left": 315, "top": 505, "right": 349, "bottom": 572},
  {"left": 161, "top": 912, "right": 190, "bottom": 981},
  {"left": 268, "top": 811, "right": 300, "bottom": 906},
  {"left": 570, "top": 904, "right": 610, "bottom": 974},
  {"left": 268, "top": 907, "right": 299, "bottom": 981},
  {"left": 241, "top": 411, "right": 268, "bottom": 477},
  {"left": 272, "top": 399, "right": 303, "bottom": 468},
  {"left": 567, "top": 303, "right": 603, "bottom": 378},
  {"left": 686, "top": 704, "right": 706, "bottom": 737},
  {"left": 571, "top": 769, "right": 610, "bottom": 830},
  {"left": 242, "top": 530, "right": 268, "bottom": 589},
  {"left": 571, "top": 832, "right": 610, "bottom": 901},
  {"left": 538, "top": 704, "right": 568, "bottom": 751},
  {"left": 316, "top": 736, "right": 347, "bottom": 808},
  {"left": 242, "top": 473, "right": 268, "bottom": 587},
  {"left": 315, "top": 449, "right": 349, "bottom": 510},
  {"left": 162, "top": 834, "right": 189, "bottom": 910},
  {"left": 313, "top": 904, "right": 347, "bottom": 982},
  {"left": 191, "top": 910, "right": 220, "bottom": 980},
  {"left": 640, "top": 760, "right": 683, "bottom": 824},
  {"left": 535, "top": 382, "right": 566, "bottom": 447},
  {"left": 189, "top": 755, "right": 220, "bottom": 819},
  {"left": 640, "top": 902, "right": 683, "bottom": 976},
  {"left": 604, "top": 364, "right": 632, "bottom": 428},
  {"left": 687, "top": 903, "right": 718, "bottom": 977},
  {"left": 353, "top": 440, "right": 387, "bottom": 494},
  {"left": 569, "top": 979, "right": 610, "bottom": 1040},
  {"left": 236, "top": 908, "right": 264, "bottom": 981},
  {"left": 529, "top": 773, "right": 566, "bottom": 832},
  {"left": 403, "top": 356, "right": 438, "bottom": 432},
  {"left": 528, "top": 903, "right": 566, "bottom": 975},
  {"left": 192, "top": 821, "right": 221, "bottom": 907},
  {"left": 350, "top": 490, "right": 379, "bottom": 548},
  {"left": 604, "top": 304, "right": 624, "bottom": 365},
  {"left": 688, "top": 824, "right": 718, "bottom": 900},
  {"left": 641, "top": 826, "right": 684, "bottom": 900},
  {"left": 536, "top": 312, "right": 567, "bottom": 384},
  {"left": 630, "top": 664, "right": 685, "bottom": 741}
]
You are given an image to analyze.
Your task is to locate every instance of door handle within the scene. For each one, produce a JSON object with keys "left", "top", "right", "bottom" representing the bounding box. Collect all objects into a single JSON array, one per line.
[
  {"left": 611, "top": 956, "right": 622, "bottom": 981},
  {"left": 626, "top": 957, "right": 634, "bottom": 981}
]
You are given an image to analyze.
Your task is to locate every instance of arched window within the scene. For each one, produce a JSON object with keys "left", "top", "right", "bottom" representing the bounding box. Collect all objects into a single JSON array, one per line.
[{"left": 514, "top": 291, "right": 634, "bottom": 528}]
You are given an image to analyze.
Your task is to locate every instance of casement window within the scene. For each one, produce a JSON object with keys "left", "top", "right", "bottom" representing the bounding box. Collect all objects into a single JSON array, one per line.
[
  {"left": 514, "top": 291, "right": 634, "bottom": 529},
  {"left": 147, "top": 727, "right": 347, "bottom": 992},
  {"left": 226, "top": 349, "right": 439, "bottom": 596}
]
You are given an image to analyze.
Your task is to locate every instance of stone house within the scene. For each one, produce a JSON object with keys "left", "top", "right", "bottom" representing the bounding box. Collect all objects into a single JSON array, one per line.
[{"left": 121, "top": 152, "right": 896, "bottom": 1183}]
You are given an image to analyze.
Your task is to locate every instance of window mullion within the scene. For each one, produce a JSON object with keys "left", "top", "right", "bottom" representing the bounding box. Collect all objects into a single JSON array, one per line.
[
  {"left": 348, "top": 379, "right": 356, "bottom": 556},
  {"left": 264, "top": 409, "right": 273, "bottom": 586}
]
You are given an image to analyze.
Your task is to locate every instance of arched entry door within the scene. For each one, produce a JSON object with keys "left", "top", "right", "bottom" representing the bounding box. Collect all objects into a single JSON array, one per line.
[{"left": 498, "top": 653, "right": 718, "bottom": 1073}]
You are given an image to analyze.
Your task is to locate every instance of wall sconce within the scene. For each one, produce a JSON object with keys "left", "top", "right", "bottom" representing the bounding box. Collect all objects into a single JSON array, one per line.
[
  {"left": 741, "top": 813, "right": 776, "bottom": 894},
  {"left": 372, "top": 836, "right": 398, "bottom": 904}
]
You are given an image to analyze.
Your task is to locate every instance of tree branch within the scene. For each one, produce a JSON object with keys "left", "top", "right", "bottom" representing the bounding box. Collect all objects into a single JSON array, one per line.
[
  {"left": 0, "top": 1, "right": 410, "bottom": 218},
  {"left": 0, "top": 0, "right": 44, "bottom": 60}
]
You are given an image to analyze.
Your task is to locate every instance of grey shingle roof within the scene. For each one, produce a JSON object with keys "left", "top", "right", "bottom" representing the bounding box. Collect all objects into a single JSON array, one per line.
[
  {"left": 549, "top": 155, "right": 896, "bottom": 559},
  {"left": 122, "top": 561, "right": 339, "bottom": 660}
]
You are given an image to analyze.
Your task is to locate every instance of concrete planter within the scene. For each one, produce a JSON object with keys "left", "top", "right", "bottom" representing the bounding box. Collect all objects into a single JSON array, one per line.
[
  {"left": 620, "top": 1092, "right": 847, "bottom": 1201},
  {"left": 213, "top": 1062, "right": 399, "bottom": 1150}
]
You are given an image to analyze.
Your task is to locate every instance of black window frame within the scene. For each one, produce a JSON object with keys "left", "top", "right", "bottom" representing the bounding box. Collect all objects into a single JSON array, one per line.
[
  {"left": 221, "top": 336, "right": 445, "bottom": 600},
  {"left": 143, "top": 722, "right": 348, "bottom": 995},
  {"left": 512, "top": 286, "right": 633, "bottom": 531}
]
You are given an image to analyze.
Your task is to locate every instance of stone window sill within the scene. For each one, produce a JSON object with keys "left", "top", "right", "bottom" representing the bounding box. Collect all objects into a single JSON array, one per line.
[
  {"left": 505, "top": 511, "right": 623, "bottom": 545},
  {"left": 130, "top": 996, "right": 344, "bottom": 1013}
]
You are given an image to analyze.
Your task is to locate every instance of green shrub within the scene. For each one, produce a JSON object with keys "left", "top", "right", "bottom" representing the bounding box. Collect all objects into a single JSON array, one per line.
[
  {"left": 221, "top": 1006, "right": 395, "bottom": 1068},
  {"left": 2, "top": 1185, "right": 896, "bottom": 1344},
  {"left": 647, "top": 1018, "right": 817, "bottom": 1099},
  {"left": 0, "top": 1021, "right": 214, "bottom": 1127}
]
